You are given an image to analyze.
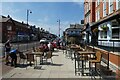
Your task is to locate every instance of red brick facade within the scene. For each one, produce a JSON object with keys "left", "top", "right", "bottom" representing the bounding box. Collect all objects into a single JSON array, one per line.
[{"left": 84, "top": 0, "right": 120, "bottom": 78}]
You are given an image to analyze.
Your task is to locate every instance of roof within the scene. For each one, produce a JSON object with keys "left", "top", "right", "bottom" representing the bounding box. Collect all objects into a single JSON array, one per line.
[
  {"left": 0, "top": 15, "right": 11, "bottom": 22},
  {"left": 0, "top": 15, "right": 28, "bottom": 28},
  {"left": 65, "top": 27, "right": 83, "bottom": 32},
  {"left": 13, "top": 20, "right": 27, "bottom": 28}
]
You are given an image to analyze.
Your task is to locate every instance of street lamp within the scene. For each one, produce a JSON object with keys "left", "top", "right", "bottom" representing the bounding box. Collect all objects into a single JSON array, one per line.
[
  {"left": 26, "top": 9, "right": 32, "bottom": 51},
  {"left": 57, "top": 19, "right": 60, "bottom": 37},
  {"left": 27, "top": 9, "right": 32, "bottom": 26}
]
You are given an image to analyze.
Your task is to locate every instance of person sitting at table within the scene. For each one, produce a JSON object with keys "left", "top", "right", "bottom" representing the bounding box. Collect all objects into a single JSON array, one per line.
[
  {"left": 43, "top": 43, "right": 49, "bottom": 52},
  {"left": 48, "top": 42, "right": 53, "bottom": 51}
]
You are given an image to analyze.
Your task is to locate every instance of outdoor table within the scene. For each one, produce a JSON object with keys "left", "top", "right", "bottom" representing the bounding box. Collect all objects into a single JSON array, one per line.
[
  {"left": 70, "top": 46, "right": 83, "bottom": 60},
  {"left": 76, "top": 51, "right": 96, "bottom": 75},
  {"left": 26, "top": 52, "right": 43, "bottom": 67}
]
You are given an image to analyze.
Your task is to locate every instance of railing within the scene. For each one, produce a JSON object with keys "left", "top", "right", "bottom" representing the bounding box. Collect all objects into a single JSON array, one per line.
[
  {"left": 97, "top": 40, "right": 120, "bottom": 53},
  {"left": 1, "top": 41, "right": 40, "bottom": 57}
]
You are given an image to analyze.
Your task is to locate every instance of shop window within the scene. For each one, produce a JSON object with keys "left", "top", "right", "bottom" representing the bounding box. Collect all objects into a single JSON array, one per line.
[
  {"left": 112, "top": 28, "right": 120, "bottom": 39},
  {"left": 100, "top": 31, "right": 107, "bottom": 38}
]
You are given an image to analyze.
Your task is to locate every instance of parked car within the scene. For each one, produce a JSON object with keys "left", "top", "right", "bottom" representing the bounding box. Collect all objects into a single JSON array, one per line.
[{"left": 40, "top": 38, "right": 48, "bottom": 44}]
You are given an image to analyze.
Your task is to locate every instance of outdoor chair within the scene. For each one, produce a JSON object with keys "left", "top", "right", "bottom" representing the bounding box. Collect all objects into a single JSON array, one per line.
[
  {"left": 19, "top": 52, "right": 27, "bottom": 65},
  {"left": 32, "top": 48, "right": 44, "bottom": 65},
  {"left": 89, "top": 51, "right": 102, "bottom": 77},
  {"left": 44, "top": 51, "right": 53, "bottom": 64},
  {"left": 26, "top": 51, "right": 37, "bottom": 69}
]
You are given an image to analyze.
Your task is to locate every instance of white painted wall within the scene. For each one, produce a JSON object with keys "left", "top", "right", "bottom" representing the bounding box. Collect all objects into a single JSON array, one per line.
[{"left": 107, "top": 22, "right": 112, "bottom": 41}]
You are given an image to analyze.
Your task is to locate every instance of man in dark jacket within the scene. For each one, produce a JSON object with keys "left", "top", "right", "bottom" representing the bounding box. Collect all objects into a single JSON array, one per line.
[
  {"left": 5, "top": 39, "right": 11, "bottom": 65},
  {"left": 9, "top": 49, "right": 19, "bottom": 67}
]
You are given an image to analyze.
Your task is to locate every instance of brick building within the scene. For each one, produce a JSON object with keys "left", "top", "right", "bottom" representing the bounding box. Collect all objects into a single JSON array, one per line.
[
  {"left": 0, "top": 15, "right": 16, "bottom": 42},
  {"left": 0, "top": 15, "right": 57, "bottom": 43},
  {"left": 84, "top": 0, "right": 120, "bottom": 77},
  {"left": 64, "top": 24, "right": 84, "bottom": 44},
  {"left": 0, "top": 15, "right": 31, "bottom": 43},
  {"left": 84, "top": 0, "right": 120, "bottom": 47}
]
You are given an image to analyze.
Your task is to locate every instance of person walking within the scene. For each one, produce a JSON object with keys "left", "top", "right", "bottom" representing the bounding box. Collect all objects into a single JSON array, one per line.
[{"left": 5, "top": 39, "right": 11, "bottom": 65}]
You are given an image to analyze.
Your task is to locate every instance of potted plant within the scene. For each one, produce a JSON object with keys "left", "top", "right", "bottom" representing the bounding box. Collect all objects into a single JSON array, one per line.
[
  {"left": 93, "top": 28, "right": 98, "bottom": 32},
  {"left": 101, "top": 25, "right": 109, "bottom": 31}
]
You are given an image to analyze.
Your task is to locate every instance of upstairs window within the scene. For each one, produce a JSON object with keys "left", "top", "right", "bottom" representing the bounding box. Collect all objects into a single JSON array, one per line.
[
  {"left": 118, "top": 0, "right": 120, "bottom": 9},
  {"left": 103, "top": 0, "right": 107, "bottom": 17},
  {"left": 109, "top": 0, "right": 114, "bottom": 13},
  {"left": 7, "top": 25, "right": 12, "bottom": 30},
  {"left": 96, "top": 9, "right": 100, "bottom": 21},
  {"left": 96, "top": 0, "right": 100, "bottom": 7}
]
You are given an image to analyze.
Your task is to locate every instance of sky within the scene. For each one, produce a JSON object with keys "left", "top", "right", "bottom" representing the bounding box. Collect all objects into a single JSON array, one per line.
[{"left": 1, "top": 1, "right": 84, "bottom": 36}]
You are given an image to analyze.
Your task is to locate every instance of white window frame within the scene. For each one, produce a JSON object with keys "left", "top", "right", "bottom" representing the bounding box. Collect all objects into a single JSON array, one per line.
[
  {"left": 109, "top": 0, "right": 114, "bottom": 14},
  {"left": 103, "top": 0, "right": 107, "bottom": 17},
  {"left": 96, "top": 10, "right": 98, "bottom": 21},
  {"left": 118, "top": 0, "right": 120, "bottom": 9},
  {"left": 112, "top": 28, "right": 120, "bottom": 39},
  {"left": 96, "top": 0, "right": 97, "bottom": 7},
  {"left": 116, "top": 0, "right": 118, "bottom": 10},
  {"left": 96, "top": 9, "right": 100, "bottom": 21},
  {"left": 98, "top": 9, "right": 100, "bottom": 20},
  {"left": 89, "top": 2, "right": 90, "bottom": 10},
  {"left": 99, "top": 24, "right": 108, "bottom": 39},
  {"left": 98, "top": 0, "right": 100, "bottom": 6}
]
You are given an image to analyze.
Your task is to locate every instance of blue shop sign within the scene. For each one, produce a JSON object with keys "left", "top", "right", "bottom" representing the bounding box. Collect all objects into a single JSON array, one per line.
[{"left": 18, "top": 32, "right": 28, "bottom": 35}]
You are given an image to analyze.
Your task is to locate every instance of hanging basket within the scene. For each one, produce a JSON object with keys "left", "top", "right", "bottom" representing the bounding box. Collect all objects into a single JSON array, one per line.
[
  {"left": 101, "top": 26, "right": 109, "bottom": 31},
  {"left": 93, "top": 28, "right": 98, "bottom": 32}
]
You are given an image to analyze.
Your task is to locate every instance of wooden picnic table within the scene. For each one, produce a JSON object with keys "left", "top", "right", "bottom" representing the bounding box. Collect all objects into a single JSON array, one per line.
[{"left": 75, "top": 51, "right": 96, "bottom": 75}]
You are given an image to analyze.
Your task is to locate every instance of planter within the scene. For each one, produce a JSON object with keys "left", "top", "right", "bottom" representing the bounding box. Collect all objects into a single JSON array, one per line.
[
  {"left": 101, "top": 26, "right": 109, "bottom": 31},
  {"left": 93, "top": 28, "right": 98, "bottom": 32}
]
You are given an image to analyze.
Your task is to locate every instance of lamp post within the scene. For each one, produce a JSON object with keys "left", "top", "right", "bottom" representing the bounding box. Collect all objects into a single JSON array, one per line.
[
  {"left": 27, "top": 9, "right": 32, "bottom": 26},
  {"left": 26, "top": 9, "right": 32, "bottom": 51},
  {"left": 57, "top": 19, "right": 60, "bottom": 37}
]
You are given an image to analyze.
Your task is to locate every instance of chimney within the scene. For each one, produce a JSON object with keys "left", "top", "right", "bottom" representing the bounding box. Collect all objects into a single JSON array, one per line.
[
  {"left": 22, "top": 21, "right": 24, "bottom": 24},
  {"left": 7, "top": 15, "right": 10, "bottom": 18}
]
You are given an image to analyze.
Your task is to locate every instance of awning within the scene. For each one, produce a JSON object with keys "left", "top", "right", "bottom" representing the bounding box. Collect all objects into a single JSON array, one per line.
[{"left": 91, "top": 9, "right": 120, "bottom": 27}]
